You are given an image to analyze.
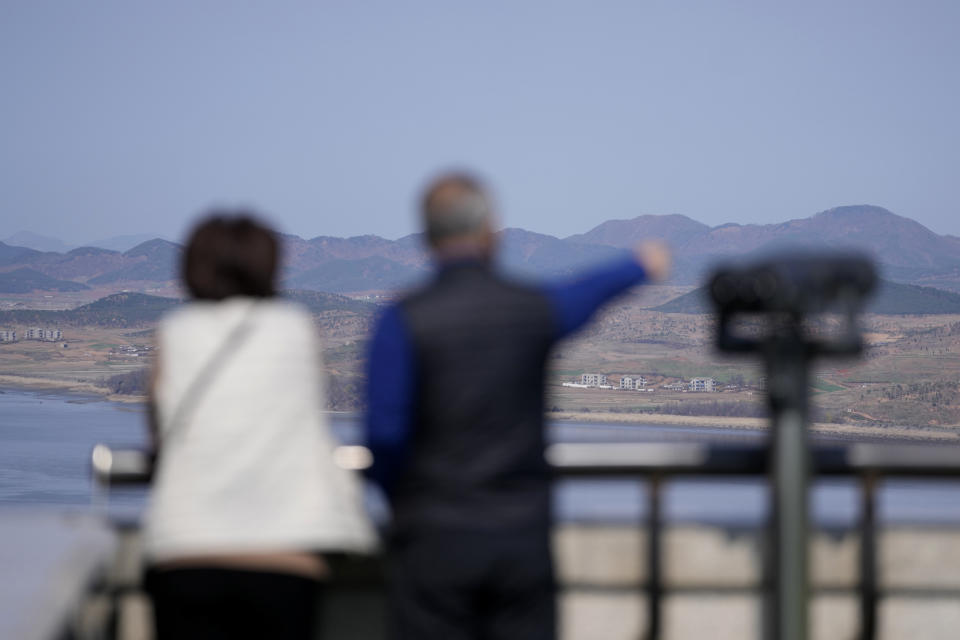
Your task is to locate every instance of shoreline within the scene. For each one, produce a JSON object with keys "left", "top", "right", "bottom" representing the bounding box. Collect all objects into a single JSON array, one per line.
[
  {"left": 0, "top": 374, "right": 146, "bottom": 404},
  {"left": 0, "top": 377, "right": 364, "bottom": 419},
  {"left": 550, "top": 411, "right": 960, "bottom": 442},
  {"left": 1, "top": 375, "right": 957, "bottom": 442},
  {"left": 549, "top": 411, "right": 766, "bottom": 430}
]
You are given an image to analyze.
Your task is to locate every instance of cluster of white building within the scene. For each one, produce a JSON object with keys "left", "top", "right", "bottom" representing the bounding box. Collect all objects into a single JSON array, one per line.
[
  {"left": 562, "top": 373, "right": 612, "bottom": 390},
  {"left": 0, "top": 327, "right": 64, "bottom": 343},
  {"left": 688, "top": 377, "right": 716, "bottom": 392},
  {"left": 661, "top": 378, "right": 718, "bottom": 392},
  {"left": 619, "top": 375, "right": 647, "bottom": 390},
  {"left": 110, "top": 344, "right": 153, "bottom": 358},
  {"left": 563, "top": 372, "right": 717, "bottom": 393},
  {"left": 562, "top": 373, "right": 648, "bottom": 391},
  {"left": 580, "top": 373, "right": 609, "bottom": 387}
]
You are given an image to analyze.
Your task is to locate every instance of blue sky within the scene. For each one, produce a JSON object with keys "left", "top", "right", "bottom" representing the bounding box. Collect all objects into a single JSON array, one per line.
[{"left": 2, "top": 1, "right": 958, "bottom": 244}]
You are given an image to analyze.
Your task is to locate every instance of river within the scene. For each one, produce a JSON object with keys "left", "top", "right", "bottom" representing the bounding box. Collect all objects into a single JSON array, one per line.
[{"left": 2, "top": 387, "right": 959, "bottom": 526}]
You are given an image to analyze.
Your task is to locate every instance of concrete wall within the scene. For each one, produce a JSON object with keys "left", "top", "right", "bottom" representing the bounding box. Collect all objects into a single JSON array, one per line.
[
  {"left": 555, "top": 523, "right": 960, "bottom": 640},
  {"left": 96, "top": 524, "right": 960, "bottom": 639}
]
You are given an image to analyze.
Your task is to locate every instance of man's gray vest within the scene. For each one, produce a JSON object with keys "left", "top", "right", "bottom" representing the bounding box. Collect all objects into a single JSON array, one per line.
[{"left": 393, "top": 261, "right": 556, "bottom": 532}]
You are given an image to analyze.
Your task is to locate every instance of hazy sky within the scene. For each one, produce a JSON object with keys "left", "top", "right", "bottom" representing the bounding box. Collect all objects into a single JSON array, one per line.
[{"left": 2, "top": 1, "right": 959, "bottom": 244}]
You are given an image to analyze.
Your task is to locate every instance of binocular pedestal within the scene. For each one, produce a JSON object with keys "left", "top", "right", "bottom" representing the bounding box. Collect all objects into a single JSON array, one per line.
[
  {"left": 710, "top": 252, "right": 876, "bottom": 640},
  {"left": 764, "top": 328, "right": 814, "bottom": 640}
]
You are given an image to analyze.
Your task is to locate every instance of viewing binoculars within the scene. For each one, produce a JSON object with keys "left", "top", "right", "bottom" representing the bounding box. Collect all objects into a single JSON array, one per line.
[
  {"left": 710, "top": 251, "right": 876, "bottom": 315},
  {"left": 710, "top": 251, "right": 877, "bottom": 355}
]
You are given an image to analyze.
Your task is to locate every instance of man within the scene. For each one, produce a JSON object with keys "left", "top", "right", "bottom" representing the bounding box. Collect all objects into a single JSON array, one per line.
[{"left": 365, "top": 172, "right": 669, "bottom": 639}]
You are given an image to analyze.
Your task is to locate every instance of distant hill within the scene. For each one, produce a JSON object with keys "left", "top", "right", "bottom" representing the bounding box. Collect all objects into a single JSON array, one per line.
[
  {"left": 566, "top": 205, "right": 960, "bottom": 287},
  {"left": 0, "top": 290, "right": 377, "bottom": 329},
  {"left": 82, "top": 233, "right": 164, "bottom": 253},
  {"left": 558, "top": 206, "right": 959, "bottom": 288},
  {"left": 0, "top": 238, "right": 179, "bottom": 288},
  {"left": 2, "top": 231, "right": 72, "bottom": 253},
  {"left": 61, "top": 292, "right": 180, "bottom": 327},
  {"left": 654, "top": 279, "right": 960, "bottom": 315},
  {"left": 0, "top": 292, "right": 180, "bottom": 327},
  {"left": 678, "top": 205, "right": 960, "bottom": 288},
  {"left": 0, "top": 242, "right": 42, "bottom": 267},
  {"left": 281, "top": 289, "right": 377, "bottom": 315},
  {"left": 0, "top": 268, "right": 90, "bottom": 293},
  {"left": 566, "top": 214, "right": 710, "bottom": 249},
  {"left": 285, "top": 256, "right": 428, "bottom": 293},
  {"left": 44, "top": 247, "right": 126, "bottom": 281},
  {"left": 303, "top": 234, "right": 424, "bottom": 266},
  {"left": 498, "top": 228, "right": 626, "bottom": 279},
  {"left": 869, "top": 282, "right": 960, "bottom": 315},
  {"left": 2, "top": 232, "right": 170, "bottom": 254},
  {"left": 88, "top": 239, "right": 181, "bottom": 284}
]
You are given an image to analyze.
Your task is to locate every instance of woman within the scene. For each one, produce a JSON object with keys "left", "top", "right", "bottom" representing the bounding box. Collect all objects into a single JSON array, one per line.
[{"left": 143, "top": 214, "right": 375, "bottom": 639}]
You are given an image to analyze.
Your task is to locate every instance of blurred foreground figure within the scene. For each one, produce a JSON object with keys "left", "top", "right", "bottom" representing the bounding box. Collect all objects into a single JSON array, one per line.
[
  {"left": 366, "top": 173, "right": 670, "bottom": 639},
  {"left": 142, "top": 214, "right": 375, "bottom": 640}
]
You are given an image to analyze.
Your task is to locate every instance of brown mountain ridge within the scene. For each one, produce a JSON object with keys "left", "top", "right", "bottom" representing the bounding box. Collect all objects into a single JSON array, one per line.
[{"left": 1, "top": 205, "right": 959, "bottom": 294}]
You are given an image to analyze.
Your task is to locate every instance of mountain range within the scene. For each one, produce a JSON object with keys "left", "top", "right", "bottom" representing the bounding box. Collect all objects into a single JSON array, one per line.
[
  {"left": 2, "top": 231, "right": 164, "bottom": 254},
  {"left": 2, "top": 205, "right": 960, "bottom": 295}
]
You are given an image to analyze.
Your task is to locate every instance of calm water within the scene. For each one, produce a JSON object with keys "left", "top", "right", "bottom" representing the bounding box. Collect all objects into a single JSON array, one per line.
[
  {"left": 2, "top": 387, "right": 959, "bottom": 527},
  {"left": 0, "top": 388, "right": 148, "bottom": 515}
]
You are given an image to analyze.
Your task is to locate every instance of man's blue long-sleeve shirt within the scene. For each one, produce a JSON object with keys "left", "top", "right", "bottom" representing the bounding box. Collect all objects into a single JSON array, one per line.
[{"left": 364, "top": 255, "right": 647, "bottom": 492}]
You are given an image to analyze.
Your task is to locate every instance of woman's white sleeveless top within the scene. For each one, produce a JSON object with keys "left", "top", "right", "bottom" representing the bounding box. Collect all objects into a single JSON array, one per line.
[{"left": 142, "top": 298, "right": 376, "bottom": 562}]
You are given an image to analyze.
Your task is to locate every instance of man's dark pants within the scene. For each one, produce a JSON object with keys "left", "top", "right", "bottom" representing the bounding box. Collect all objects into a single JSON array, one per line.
[{"left": 386, "top": 524, "right": 556, "bottom": 640}]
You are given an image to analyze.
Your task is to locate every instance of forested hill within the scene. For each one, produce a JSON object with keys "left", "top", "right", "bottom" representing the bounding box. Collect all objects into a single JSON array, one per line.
[
  {"left": 279, "top": 289, "right": 377, "bottom": 315},
  {"left": 654, "top": 280, "right": 960, "bottom": 315},
  {"left": 0, "top": 293, "right": 181, "bottom": 328},
  {"left": 0, "top": 290, "right": 376, "bottom": 328}
]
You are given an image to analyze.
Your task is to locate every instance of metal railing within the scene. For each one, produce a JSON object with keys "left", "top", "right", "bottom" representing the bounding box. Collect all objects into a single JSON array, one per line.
[
  {"left": 548, "top": 439, "right": 960, "bottom": 640},
  {"left": 90, "top": 438, "right": 960, "bottom": 640}
]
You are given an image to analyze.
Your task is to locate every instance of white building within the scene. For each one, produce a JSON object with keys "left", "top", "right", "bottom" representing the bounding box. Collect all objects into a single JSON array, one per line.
[
  {"left": 689, "top": 377, "right": 716, "bottom": 393},
  {"left": 0, "top": 330, "right": 15, "bottom": 343},
  {"left": 619, "top": 376, "right": 647, "bottom": 390},
  {"left": 580, "top": 373, "right": 607, "bottom": 387},
  {"left": 663, "top": 382, "right": 687, "bottom": 392},
  {"left": 25, "top": 327, "right": 63, "bottom": 342}
]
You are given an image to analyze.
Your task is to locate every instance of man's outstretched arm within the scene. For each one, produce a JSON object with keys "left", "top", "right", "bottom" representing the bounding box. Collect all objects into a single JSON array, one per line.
[
  {"left": 544, "top": 241, "right": 671, "bottom": 339},
  {"left": 364, "top": 304, "right": 416, "bottom": 494}
]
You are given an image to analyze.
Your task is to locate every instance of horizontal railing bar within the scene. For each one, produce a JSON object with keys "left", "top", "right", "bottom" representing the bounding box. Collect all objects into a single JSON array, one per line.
[
  {"left": 558, "top": 584, "right": 960, "bottom": 597},
  {"left": 547, "top": 442, "right": 960, "bottom": 477},
  {"left": 91, "top": 442, "right": 960, "bottom": 486}
]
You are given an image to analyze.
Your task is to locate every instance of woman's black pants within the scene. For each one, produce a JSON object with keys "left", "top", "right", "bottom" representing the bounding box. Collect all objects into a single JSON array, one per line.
[{"left": 145, "top": 567, "right": 320, "bottom": 640}]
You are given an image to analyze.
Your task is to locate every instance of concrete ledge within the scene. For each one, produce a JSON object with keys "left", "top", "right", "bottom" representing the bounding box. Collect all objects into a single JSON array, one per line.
[
  {"left": 555, "top": 524, "right": 861, "bottom": 587},
  {"left": 86, "top": 522, "right": 960, "bottom": 639},
  {"left": 555, "top": 523, "right": 960, "bottom": 640}
]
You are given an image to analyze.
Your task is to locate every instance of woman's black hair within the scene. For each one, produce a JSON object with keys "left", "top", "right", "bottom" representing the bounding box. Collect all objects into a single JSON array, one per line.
[{"left": 183, "top": 213, "right": 278, "bottom": 300}]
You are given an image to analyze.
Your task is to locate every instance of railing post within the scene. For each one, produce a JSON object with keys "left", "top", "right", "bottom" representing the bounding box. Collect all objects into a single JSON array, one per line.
[
  {"left": 645, "top": 473, "right": 663, "bottom": 640},
  {"left": 859, "top": 472, "right": 878, "bottom": 640}
]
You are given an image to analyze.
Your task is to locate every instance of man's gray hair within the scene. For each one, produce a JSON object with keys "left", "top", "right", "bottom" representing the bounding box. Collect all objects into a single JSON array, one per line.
[{"left": 421, "top": 173, "right": 493, "bottom": 246}]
